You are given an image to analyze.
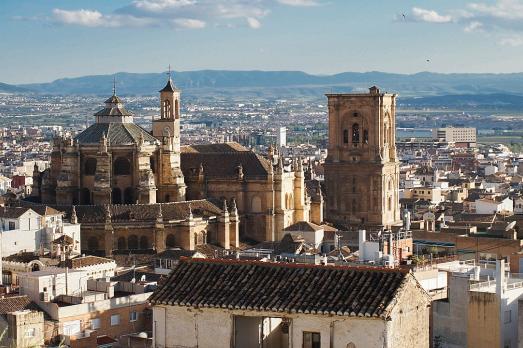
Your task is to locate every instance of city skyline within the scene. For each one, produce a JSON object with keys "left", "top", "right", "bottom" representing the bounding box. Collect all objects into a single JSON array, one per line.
[{"left": 4, "top": 0, "right": 523, "bottom": 84}]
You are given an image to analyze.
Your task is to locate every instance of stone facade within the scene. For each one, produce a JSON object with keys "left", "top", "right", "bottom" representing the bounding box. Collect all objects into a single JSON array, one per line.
[
  {"left": 33, "top": 78, "right": 185, "bottom": 206},
  {"left": 182, "top": 144, "right": 310, "bottom": 242},
  {"left": 30, "top": 77, "right": 312, "bottom": 249},
  {"left": 324, "top": 86, "right": 401, "bottom": 229}
]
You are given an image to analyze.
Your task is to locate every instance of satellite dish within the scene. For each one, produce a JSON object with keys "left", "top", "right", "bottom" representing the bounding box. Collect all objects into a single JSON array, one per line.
[{"left": 506, "top": 221, "right": 517, "bottom": 231}]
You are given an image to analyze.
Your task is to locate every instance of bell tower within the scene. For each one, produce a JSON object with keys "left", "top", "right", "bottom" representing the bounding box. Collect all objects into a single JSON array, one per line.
[
  {"left": 152, "top": 70, "right": 186, "bottom": 202},
  {"left": 324, "top": 86, "right": 401, "bottom": 229}
]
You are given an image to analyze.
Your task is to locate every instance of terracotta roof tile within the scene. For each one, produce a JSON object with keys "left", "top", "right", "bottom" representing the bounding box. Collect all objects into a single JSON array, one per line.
[{"left": 150, "top": 258, "right": 410, "bottom": 318}]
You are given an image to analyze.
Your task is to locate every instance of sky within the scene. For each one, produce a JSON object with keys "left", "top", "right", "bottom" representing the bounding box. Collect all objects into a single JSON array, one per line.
[{"left": 2, "top": 0, "right": 523, "bottom": 84}]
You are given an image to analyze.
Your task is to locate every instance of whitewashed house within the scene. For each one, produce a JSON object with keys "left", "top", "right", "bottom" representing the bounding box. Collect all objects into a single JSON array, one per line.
[{"left": 151, "top": 259, "right": 431, "bottom": 348}]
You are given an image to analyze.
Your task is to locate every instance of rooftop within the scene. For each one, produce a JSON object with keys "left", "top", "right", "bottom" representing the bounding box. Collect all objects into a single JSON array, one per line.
[{"left": 150, "top": 258, "right": 412, "bottom": 318}]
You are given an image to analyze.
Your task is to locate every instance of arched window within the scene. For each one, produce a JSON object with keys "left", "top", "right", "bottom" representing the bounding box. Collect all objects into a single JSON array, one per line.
[
  {"left": 80, "top": 188, "right": 91, "bottom": 205},
  {"left": 87, "top": 236, "right": 99, "bottom": 250},
  {"left": 163, "top": 100, "right": 171, "bottom": 119},
  {"left": 352, "top": 123, "right": 360, "bottom": 143},
  {"left": 175, "top": 99, "right": 180, "bottom": 119},
  {"left": 113, "top": 157, "right": 131, "bottom": 176},
  {"left": 166, "top": 234, "right": 176, "bottom": 248},
  {"left": 31, "top": 263, "right": 40, "bottom": 272},
  {"left": 251, "top": 196, "right": 262, "bottom": 213},
  {"left": 343, "top": 129, "right": 349, "bottom": 144},
  {"left": 363, "top": 130, "right": 369, "bottom": 144},
  {"left": 117, "top": 237, "right": 127, "bottom": 250},
  {"left": 124, "top": 187, "right": 134, "bottom": 204},
  {"left": 139, "top": 236, "right": 149, "bottom": 249},
  {"left": 84, "top": 158, "right": 97, "bottom": 175},
  {"left": 128, "top": 235, "right": 138, "bottom": 250},
  {"left": 112, "top": 188, "right": 122, "bottom": 204}
]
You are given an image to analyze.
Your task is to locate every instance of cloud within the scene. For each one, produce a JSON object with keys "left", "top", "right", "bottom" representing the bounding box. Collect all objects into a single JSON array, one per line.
[
  {"left": 52, "top": 8, "right": 156, "bottom": 28},
  {"left": 500, "top": 35, "right": 523, "bottom": 46},
  {"left": 405, "top": 1, "right": 523, "bottom": 46},
  {"left": 464, "top": 21, "right": 483, "bottom": 32},
  {"left": 411, "top": 7, "right": 452, "bottom": 23},
  {"left": 277, "top": 0, "right": 319, "bottom": 6},
  {"left": 246, "top": 17, "right": 261, "bottom": 29},
  {"left": 47, "top": 0, "right": 323, "bottom": 30},
  {"left": 172, "top": 18, "right": 206, "bottom": 29}
]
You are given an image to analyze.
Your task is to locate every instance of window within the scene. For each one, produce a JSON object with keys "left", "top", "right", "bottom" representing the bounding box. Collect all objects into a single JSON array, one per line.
[
  {"left": 352, "top": 123, "right": 360, "bottom": 143},
  {"left": 25, "top": 328, "right": 35, "bottom": 337},
  {"left": 343, "top": 129, "right": 349, "bottom": 144},
  {"left": 504, "top": 310, "right": 511, "bottom": 324},
  {"left": 363, "top": 130, "right": 369, "bottom": 144},
  {"left": 91, "top": 318, "right": 101, "bottom": 330},
  {"left": 111, "top": 314, "right": 120, "bottom": 326},
  {"left": 303, "top": 331, "right": 321, "bottom": 348},
  {"left": 113, "top": 157, "right": 131, "bottom": 176},
  {"left": 84, "top": 157, "right": 97, "bottom": 175},
  {"left": 130, "top": 311, "right": 138, "bottom": 322},
  {"left": 8, "top": 221, "right": 15, "bottom": 230}
]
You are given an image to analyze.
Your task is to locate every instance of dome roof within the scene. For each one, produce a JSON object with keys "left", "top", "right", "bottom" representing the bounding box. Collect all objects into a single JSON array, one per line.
[{"left": 74, "top": 123, "right": 159, "bottom": 146}]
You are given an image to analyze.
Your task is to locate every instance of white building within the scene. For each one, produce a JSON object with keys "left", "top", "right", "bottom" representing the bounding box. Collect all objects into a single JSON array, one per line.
[
  {"left": 0, "top": 206, "right": 81, "bottom": 257},
  {"left": 277, "top": 127, "right": 287, "bottom": 147},
  {"left": 432, "top": 260, "right": 523, "bottom": 348},
  {"left": 282, "top": 221, "right": 324, "bottom": 248},
  {"left": 433, "top": 127, "right": 476, "bottom": 145},
  {"left": 475, "top": 197, "right": 513, "bottom": 215},
  {"left": 151, "top": 259, "right": 431, "bottom": 348}
]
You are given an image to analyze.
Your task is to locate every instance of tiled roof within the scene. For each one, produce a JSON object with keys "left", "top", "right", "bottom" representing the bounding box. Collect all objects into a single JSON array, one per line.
[
  {"left": 150, "top": 259, "right": 412, "bottom": 318},
  {"left": 159, "top": 79, "right": 178, "bottom": 92},
  {"left": 283, "top": 221, "right": 323, "bottom": 232},
  {"left": 181, "top": 142, "right": 272, "bottom": 179},
  {"left": 0, "top": 295, "right": 37, "bottom": 315},
  {"left": 30, "top": 206, "right": 63, "bottom": 216},
  {"left": 65, "top": 255, "right": 114, "bottom": 268},
  {"left": 0, "top": 206, "right": 33, "bottom": 219},
  {"left": 182, "top": 142, "right": 250, "bottom": 154},
  {"left": 74, "top": 123, "right": 159, "bottom": 145},
  {"left": 55, "top": 200, "right": 222, "bottom": 224}
]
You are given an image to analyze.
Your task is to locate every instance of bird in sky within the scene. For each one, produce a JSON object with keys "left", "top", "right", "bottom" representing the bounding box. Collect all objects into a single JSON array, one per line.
[{"left": 402, "top": 13, "right": 406, "bottom": 21}]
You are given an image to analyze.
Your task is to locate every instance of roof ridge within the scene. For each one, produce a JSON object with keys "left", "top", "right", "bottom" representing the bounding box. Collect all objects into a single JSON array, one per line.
[{"left": 178, "top": 257, "right": 409, "bottom": 274}]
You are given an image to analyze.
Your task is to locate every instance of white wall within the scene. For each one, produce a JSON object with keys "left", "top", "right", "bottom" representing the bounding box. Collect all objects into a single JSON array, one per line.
[{"left": 153, "top": 306, "right": 390, "bottom": 348}]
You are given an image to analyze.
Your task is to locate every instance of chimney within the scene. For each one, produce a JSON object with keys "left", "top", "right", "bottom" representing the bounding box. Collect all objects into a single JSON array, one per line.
[{"left": 358, "top": 229, "right": 366, "bottom": 261}]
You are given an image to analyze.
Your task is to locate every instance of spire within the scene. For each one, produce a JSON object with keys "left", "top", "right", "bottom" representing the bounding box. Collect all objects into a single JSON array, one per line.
[
  {"left": 188, "top": 203, "right": 193, "bottom": 220},
  {"left": 160, "top": 64, "right": 177, "bottom": 92},
  {"left": 112, "top": 76, "right": 116, "bottom": 96},
  {"left": 223, "top": 199, "right": 229, "bottom": 215},
  {"left": 71, "top": 205, "right": 78, "bottom": 224},
  {"left": 230, "top": 198, "right": 238, "bottom": 217}
]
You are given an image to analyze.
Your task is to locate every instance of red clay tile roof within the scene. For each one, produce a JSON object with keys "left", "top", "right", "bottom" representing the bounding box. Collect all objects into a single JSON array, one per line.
[
  {"left": 181, "top": 142, "right": 272, "bottom": 179},
  {"left": 0, "top": 295, "right": 37, "bottom": 315},
  {"left": 150, "top": 258, "right": 410, "bottom": 318}
]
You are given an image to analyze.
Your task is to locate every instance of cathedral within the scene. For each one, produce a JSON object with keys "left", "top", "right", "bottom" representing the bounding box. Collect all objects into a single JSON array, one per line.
[{"left": 30, "top": 76, "right": 316, "bottom": 255}]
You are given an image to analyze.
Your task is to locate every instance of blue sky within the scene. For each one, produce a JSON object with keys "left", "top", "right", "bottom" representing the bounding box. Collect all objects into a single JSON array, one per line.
[{"left": 2, "top": 0, "right": 523, "bottom": 83}]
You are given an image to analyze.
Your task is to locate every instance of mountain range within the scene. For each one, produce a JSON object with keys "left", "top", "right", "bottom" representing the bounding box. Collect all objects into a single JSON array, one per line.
[{"left": 2, "top": 70, "right": 523, "bottom": 102}]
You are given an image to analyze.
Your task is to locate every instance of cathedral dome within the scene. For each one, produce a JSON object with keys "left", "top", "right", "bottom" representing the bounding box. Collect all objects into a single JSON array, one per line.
[{"left": 74, "top": 123, "right": 159, "bottom": 146}]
